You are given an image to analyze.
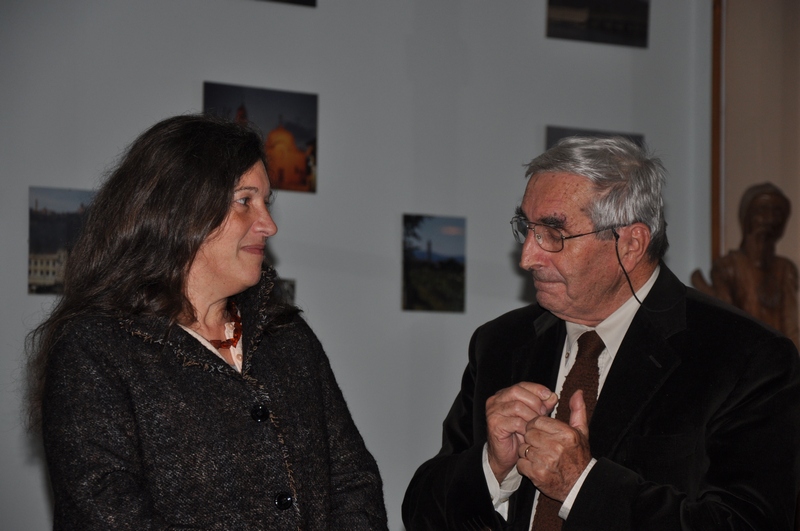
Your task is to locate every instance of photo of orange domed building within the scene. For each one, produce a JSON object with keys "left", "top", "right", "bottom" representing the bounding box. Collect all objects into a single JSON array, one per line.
[{"left": 204, "top": 81, "right": 318, "bottom": 193}]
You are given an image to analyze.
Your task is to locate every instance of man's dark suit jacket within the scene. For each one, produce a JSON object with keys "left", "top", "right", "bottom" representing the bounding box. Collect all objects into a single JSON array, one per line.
[{"left": 403, "top": 265, "right": 800, "bottom": 530}]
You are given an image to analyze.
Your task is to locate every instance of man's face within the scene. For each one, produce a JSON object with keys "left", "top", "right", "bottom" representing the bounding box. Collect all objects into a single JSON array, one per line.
[{"left": 519, "top": 172, "right": 629, "bottom": 326}]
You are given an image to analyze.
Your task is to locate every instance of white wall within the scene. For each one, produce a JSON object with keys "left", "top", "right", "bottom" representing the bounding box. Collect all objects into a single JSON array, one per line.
[
  {"left": 0, "top": 1, "right": 711, "bottom": 529},
  {"left": 722, "top": 0, "right": 800, "bottom": 260}
]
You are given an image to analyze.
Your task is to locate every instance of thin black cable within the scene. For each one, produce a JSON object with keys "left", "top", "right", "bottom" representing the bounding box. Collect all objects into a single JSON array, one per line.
[{"left": 611, "top": 228, "right": 643, "bottom": 305}]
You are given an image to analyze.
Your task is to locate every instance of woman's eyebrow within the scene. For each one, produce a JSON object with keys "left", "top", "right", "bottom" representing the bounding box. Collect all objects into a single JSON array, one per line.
[{"left": 233, "top": 185, "right": 260, "bottom": 194}]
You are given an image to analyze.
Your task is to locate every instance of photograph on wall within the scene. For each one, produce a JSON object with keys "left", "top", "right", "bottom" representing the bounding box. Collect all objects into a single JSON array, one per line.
[
  {"left": 29, "top": 186, "right": 94, "bottom": 294},
  {"left": 204, "top": 81, "right": 318, "bottom": 193},
  {"left": 546, "top": 125, "right": 644, "bottom": 149},
  {"left": 402, "top": 214, "right": 466, "bottom": 313},
  {"left": 547, "top": 0, "right": 649, "bottom": 48},
  {"left": 260, "top": 0, "right": 316, "bottom": 6}
]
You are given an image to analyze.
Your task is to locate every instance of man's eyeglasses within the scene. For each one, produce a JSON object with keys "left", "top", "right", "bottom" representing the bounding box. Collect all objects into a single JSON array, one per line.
[{"left": 510, "top": 215, "right": 613, "bottom": 252}]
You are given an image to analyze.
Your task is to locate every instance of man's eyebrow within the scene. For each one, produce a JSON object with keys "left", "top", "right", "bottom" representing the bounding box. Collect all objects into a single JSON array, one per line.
[
  {"left": 539, "top": 215, "right": 566, "bottom": 230},
  {"left": 516, "top": 206, "right": 566, "bottom": 229}
]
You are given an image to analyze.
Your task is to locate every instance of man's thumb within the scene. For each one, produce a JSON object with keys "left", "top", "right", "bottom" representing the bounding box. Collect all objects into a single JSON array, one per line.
[{"left": 569, "top": 390, "right": 589, "bottom": 436}]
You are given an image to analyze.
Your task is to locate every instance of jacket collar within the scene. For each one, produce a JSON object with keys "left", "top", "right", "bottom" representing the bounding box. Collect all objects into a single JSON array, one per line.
[
  {"left": 120, "top": 267, "right": 278, "bottom": 373},
  {"left": 508, "top": 311, "right": 565, "bottom": 394}
]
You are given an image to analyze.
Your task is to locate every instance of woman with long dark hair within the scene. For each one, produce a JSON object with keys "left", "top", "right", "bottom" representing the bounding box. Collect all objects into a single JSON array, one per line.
[{"left": 27, "top": 114, "right": 387, "bottom": 530}]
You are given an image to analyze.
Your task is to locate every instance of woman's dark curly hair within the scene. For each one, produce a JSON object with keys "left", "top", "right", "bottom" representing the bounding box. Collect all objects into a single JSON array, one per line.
[{"left": 25, "top": 114, "right": 295, "bottom": 430}]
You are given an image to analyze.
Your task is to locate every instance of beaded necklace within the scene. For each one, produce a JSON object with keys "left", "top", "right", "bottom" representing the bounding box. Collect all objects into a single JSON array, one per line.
[{"left": 208, "top": 300, "right": 242, "bottom": 350}]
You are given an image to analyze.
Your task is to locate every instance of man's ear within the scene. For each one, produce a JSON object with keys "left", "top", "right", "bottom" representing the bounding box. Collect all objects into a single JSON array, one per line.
[{"left": 617, "top": 222, "right": 651, "bottom": 269}]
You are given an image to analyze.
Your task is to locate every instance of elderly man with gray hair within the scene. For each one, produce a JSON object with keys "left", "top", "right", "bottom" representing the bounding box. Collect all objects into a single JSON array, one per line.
[{"left": 403, "top": 136, "right": 800, "bottom": 530}]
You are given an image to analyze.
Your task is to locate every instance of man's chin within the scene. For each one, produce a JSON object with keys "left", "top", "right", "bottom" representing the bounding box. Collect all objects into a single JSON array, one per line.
[
  {"left": 533, "top": 280, "right": 561, "bottom": 295},
  {"left": 533, "top": 287, "right": 559, "bottom": 310}
]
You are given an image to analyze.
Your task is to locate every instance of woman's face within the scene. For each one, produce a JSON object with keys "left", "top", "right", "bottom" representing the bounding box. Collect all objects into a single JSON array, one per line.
[{"left": 187, "top": 161, "right": 277, "bottom": 304}]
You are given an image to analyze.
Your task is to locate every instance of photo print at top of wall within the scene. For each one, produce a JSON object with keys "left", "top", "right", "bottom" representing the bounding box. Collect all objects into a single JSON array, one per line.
[
  {"left": 29, "top": 186, "right": 95, "bottom": 294},
  {"left": 546, "top": 125, "right": 644, "bottom": 150},
  {"left": 204, "top": 81, "right": 318, "bottom": 193},
  {"left": 403, "top": 214, "right": 466, "bottom": 313},
  {"left": 259, "top": 0, "right": 316, "bottom": 6},
  {"left": 547, "top": 0, "right": 650, "bottom": 48}
]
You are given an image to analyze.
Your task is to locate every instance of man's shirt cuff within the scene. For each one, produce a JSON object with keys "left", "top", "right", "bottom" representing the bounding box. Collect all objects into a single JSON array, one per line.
[
  {"left": 558, "top": 458, "right": 597, "bottom": 519},
  {"left": 482, "top": 443, "right": 523, "bottom": 516}
]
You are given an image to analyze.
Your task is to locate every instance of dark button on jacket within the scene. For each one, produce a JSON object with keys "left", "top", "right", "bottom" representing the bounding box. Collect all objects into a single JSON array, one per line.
[
  {"left": 251, "top": 404, "right": 269, "bottom": 422},
  {"left": 275, "top": 492, "right": 294, "bottom": 510}
]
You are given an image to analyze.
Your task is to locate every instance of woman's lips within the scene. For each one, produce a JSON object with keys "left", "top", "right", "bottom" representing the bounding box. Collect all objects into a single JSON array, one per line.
[{"left": 241, "top": 245, "right": 265, "bottom": 256}]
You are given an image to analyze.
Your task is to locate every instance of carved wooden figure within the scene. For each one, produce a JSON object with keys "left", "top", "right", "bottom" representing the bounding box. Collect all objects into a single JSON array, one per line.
[{"left": 692, "top": 182, "right": 799, "bottom": 349}]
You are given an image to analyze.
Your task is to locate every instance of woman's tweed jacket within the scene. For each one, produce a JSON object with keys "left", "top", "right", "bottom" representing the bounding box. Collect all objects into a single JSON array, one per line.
[{"left": 42, "top": 269, "right": 388, "bottom": 530}]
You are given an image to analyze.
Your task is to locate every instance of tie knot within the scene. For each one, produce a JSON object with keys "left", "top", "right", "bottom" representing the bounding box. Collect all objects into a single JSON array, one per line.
[{"left": 577, "top": 330, "right": 605, "bottom": 360}]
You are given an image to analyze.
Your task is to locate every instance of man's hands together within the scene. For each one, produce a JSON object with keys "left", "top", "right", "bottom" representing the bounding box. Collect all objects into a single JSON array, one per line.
[{"left": 486, "top": 384, "right": 593, "bottom": 502}]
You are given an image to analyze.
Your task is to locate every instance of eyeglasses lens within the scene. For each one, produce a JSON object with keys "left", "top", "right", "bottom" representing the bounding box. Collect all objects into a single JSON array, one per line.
[
  {"left": 537, "top": 225, "right": 562, "bottom": 252},
  {"left": 512, "top": 218, "right": 527, "bottom": 244}
]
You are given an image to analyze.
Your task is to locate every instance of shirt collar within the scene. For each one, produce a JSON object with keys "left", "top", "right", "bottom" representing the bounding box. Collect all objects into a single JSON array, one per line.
[{"left": 565, "top": 265, "right": 660, "bottom": 356}]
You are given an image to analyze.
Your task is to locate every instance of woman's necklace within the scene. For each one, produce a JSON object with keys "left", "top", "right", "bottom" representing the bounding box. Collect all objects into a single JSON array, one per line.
[{"left": 208, "top": 300, "right": 242, "bottom": 349}]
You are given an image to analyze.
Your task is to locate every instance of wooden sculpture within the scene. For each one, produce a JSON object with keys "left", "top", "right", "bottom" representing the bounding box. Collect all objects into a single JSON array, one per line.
[{"left": 692, "top": 182, "right": 799, "bottom": 349}]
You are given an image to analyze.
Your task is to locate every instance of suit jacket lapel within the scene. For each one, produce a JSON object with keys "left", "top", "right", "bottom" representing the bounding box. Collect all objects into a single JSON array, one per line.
[
  {"left": 506, "top": 310, "right": 565, "bottom": 526},
  {"left": 589, "top": 265, "right": 687, "bottom": 458},
  {"left": 511, "top": 311, "right": 565, "bottom": 392},
  {"left": 589, "top": 316, "right": 680, "bottom": 458}
]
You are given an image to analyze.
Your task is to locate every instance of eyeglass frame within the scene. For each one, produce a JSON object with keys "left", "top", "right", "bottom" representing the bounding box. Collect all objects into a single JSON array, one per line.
[{"left": 510, "top": 215, "right": 617, "bottom": 253}]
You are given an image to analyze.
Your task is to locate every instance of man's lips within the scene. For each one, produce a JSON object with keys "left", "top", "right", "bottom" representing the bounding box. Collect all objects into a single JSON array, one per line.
[{"left": 532, "top": 273, "right": 561, "bottom": 284}]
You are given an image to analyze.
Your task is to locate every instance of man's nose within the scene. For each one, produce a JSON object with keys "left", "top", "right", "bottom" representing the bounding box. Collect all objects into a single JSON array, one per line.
[{"left": 519, "top": 233, "right": 546, "bottom": 270}]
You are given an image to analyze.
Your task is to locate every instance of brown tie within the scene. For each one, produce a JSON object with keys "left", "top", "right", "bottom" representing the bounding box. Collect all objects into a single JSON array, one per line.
[{"left": 530, "top": 330, "right": 605, "bottom": 531}]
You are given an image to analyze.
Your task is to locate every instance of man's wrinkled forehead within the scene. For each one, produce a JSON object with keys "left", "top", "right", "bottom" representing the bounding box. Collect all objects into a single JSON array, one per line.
[{"left": 522, "top": 172, "right": 593, "bottom": 229}]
